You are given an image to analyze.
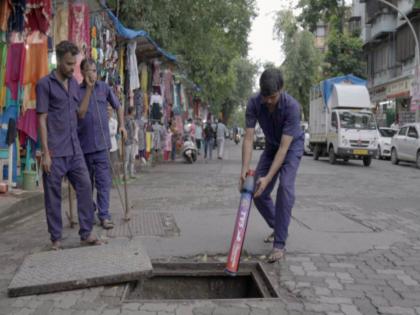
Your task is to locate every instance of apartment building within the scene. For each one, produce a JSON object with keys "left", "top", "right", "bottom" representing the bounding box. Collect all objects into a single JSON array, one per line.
[{"left": 351, "top": 0, "right": 420, "bottom": 126}]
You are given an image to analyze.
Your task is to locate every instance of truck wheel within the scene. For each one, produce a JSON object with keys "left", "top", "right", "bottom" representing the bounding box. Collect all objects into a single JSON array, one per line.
[
  {"left": 313, "top": 145, "right": 320, "bottom": 160},
  {"left": 391, "top": 148, "right": 399, "bottom": 165},
  {"left": 343, "top": 157, "right": 349, "bottom": 162},
  {"left": 328, "top": 146, "right": 336, "bottom": 165},
  {"left": 363, "top": 156, "right": 372, "bottom": 167}
]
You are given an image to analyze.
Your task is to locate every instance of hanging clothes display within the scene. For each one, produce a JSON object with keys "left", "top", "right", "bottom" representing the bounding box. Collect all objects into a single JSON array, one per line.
[
  {"left": 152, "top": 59, "right": 161, "bottom": 87},
  {"left": 17, "top": 108, "right": 37, "bottom": 144},
  {"left": 163, "top": 69, "right": 173, "bottom": 105},
  {"left": 0, "top": 0, "right": 11, "bottom": 32},
  {"left": 127, "top": 41, "right": 139, "bottom": 91},
  {"left": 23, "top": 33, "right": 49, "bottom": 102},
  {"left": 0, "top": 43, "right": 7, "bottom": 109},
  {"left": 53, "top": 3, "right": 68, "bottom": 45},
  {"left": 5, "top": 42, "right": 25, "bottom": 100},
  {"left": 24, "top": 0, "right": 52, "bottom": 34},
  {"left": 8, "top": 0, "right": 25, "bottom": 33},
  {"left": 69, "top": 2, "right": 90, "bottom": 50}
]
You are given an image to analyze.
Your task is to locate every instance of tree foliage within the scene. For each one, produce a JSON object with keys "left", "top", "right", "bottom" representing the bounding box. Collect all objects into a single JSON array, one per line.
[
  {"left": 107, "top": 0, "right": 257, "bottom": 121},
  {"left": 297, "top": 0, "right": 345, "bottom": 32},
  {"left": 274, "top": 11, "right": 321, "bottom": 120}
]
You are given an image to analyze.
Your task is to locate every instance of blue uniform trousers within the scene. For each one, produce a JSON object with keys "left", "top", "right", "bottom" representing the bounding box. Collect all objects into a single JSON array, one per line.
[
  {"left": 43, "top": 154, "right": 94, "bottom": 241},
  {"left": 84, "top": 149, "right": 112, "bottom": 221},
  {"left": 254, "top": 149, "right": 302, "bottom": 249}
]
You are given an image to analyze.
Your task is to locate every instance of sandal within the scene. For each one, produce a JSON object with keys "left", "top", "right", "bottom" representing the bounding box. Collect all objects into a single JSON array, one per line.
[
  {"left": 267, "top": 248, "right": 285, "bottom": 263},
  {"left": 263, "top": 231, "right": 275, "bottom": 243},
  {"left": 80, "top": 234, "right": 103, "bottom": 246},
  {"left": 51, "top": 240, "right": 62, "bottom": 251},
  {"left": 100, "top": 219, "right": 114, "bottom": 230}
]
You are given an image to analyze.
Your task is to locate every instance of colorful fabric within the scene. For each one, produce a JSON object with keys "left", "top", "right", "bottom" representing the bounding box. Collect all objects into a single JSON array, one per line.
[
  {"left": 24, "top": 0, "right": 51, "bottom": 34},
  {"left": 0, "top": 43, "right": 7, "bottom": 109},
  {"left": 0, "top": 0, "right": 11, "bottom": 31},
  {"left": 17, "top": 108, "right": 37, "bottom": 143},
  {"left": 69, "top": 2, "right": 90, "bottom": 51},
  {"left": 5, "top": 42, "right": 25, "bottom": 100},
  {"left": 53, "top": 3, "right": 68, "bottom": 44},
  {"left": 8, "top": 0, "right": 25, "bottom": 32},
  {"left": 23, "top": 36, "right": 49, "bottom": 100}
]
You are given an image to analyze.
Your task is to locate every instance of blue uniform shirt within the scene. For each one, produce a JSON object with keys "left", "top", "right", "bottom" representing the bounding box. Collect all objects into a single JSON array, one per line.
[
  {"left": 77, "top": 81, "right": 120, "bottom": 154},
  {"left": 246, "top": 92, "right": 304, "bottom": 153},
  {"left": 36, "top": 71, "right": 82, "bottom": 158}
]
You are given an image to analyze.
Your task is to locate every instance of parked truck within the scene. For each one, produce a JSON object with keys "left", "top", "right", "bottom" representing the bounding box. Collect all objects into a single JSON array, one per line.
[{"left": 309, "top": 75, "right": 378, "bottom": 167}]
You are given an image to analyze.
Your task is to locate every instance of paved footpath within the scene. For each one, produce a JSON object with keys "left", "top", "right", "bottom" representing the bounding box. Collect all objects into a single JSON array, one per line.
[{"left": 1, "top": 142, "right": 420, "bottom": 314}]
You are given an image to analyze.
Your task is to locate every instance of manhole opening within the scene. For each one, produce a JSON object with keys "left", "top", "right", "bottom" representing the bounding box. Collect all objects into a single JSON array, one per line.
[{"left": 123, "top": 262, "right": 279, "bottom": 301}]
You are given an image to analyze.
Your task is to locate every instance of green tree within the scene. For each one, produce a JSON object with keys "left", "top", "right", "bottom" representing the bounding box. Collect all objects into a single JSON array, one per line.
[
  {"left": 275, "top": 11, "right": 321, "bottom": 120},
  {"left": 324, "top": 27, "right": 366, "bottom": 78},
  {"left": 297, "top": 0, "right": 346, "bottom": 32}
]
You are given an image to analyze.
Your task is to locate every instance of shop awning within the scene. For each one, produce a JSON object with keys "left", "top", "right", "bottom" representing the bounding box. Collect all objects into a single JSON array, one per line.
[{"left": 104, "top": 7, "right": 177, "bottom": 62}]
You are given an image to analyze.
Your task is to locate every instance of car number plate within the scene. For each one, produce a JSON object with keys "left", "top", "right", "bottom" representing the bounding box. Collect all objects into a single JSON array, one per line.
[{"left": 353, "top": 149, "right": 368, "bottom": 155}]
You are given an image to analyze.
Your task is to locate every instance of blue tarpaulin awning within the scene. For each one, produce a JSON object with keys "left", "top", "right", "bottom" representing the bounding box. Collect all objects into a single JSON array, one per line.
[{"left": 104, "top": 8, "right": 177, "bottom": 62}]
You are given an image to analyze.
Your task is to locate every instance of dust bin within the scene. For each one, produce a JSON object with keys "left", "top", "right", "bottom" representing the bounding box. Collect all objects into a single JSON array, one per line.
[{"left": 23, "top": 170, "right": 37, "bottom": 190}]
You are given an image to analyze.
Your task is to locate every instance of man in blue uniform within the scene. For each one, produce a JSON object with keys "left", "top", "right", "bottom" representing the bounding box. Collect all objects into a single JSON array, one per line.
[
  {"left": 36, "top": 41, "right": 100, "bottom": 250},
  {"left": 240, "top": 68, "right": 304, "bottom": 262},
  {"left": 78, "top": 59, "right": 126, "bottom": 229}
]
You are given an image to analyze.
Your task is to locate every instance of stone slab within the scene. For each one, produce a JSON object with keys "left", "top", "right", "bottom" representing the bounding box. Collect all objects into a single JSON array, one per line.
[{"left": 8, "top": 242, "right": 152, "bottom": 297}]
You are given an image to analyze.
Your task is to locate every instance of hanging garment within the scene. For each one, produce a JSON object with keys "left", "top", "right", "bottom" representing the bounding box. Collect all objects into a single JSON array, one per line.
[
  {"left": 53, "top": 3, "right": 68, "bottom": 44},
  {"left": 22, "top": 84, "right": 35, "bottom": 112},
  {"left": 0, "top": 0, "right": 11, "bottom": 32},
  {"left": 17, "top": 108, "right": 37, "bottom": 144},
  {"left": 152, "top": 59, "right": 161, "bottom": 87},
  {"left": 69, "top": 2, "right": 90, "bottom": 51},
  {"left": 134, "top": 88, "right": 143, "bottom": 120},
  {"left": 23, "top": 35, "right": 49, "bottom": 100},
  {"left": 5, "top": 42, "right": 25, "bottom": 100},
  {"left": 24, "top": 0, "right": 51, "bottom": 34},
  {"left": 163, "top": 69, "right": 173, "bottom": 105},
  {"left": 119, "top": 47, "right": 124, "bottom": 88},
  {"left": 0, "top": 43, "right": 7, "bottom": 108},
  {"left": 127, "top": 41, "right": 139, "bottom": 91},
  {"left": 6, "top": 118, "right": 16, "bottom": 145},
  {"left": 140, "top": 62, "right": 148, "bottom": 93},
  {"left": 8, "top": 0, "right": 25, "bottom": 32}
]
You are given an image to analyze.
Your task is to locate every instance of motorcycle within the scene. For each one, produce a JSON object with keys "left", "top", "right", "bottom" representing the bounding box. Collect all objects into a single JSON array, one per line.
[
  {"left": 234, "top": 133, "right": 240, "bottom": 145},
  {"left": 182, "top": 135, "right": 197, "bottom": 163}
]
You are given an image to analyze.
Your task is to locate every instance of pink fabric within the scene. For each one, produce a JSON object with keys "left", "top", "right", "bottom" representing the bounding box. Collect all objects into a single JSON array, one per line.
[
  {"left": 5, "top": 43, "right": 25, "bottom": 100},
  {"left": 69, "top": 2, "right": 90, "bottom": 52},
  {"left": 17, "top": 108, "right": 38, "bottom": 143},
  {"left": 164, "top": 130, "right": 172, "bottom": 151}
]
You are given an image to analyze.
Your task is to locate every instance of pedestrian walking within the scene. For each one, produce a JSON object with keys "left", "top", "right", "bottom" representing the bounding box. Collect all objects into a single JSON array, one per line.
[
  {"left": 203, "top": 121, "right": 215, "bottom": 160},
  {"left": 195, "top": 120, "right": 203, "bottom": 155},
  {"left": 77, "top": 59, "right": 126, "bottom": 230},
  {"left": 36, "top": 41, "right": 100, "bottom": 250},
  {"left": 217, "top": 120, "right": 227, "bottom": 159},
  {"left": 124, "top": 107, "right": 137, "bottom": 178},
  {"left": 240, "top": 68, "right": 304, "bottom": 262}
]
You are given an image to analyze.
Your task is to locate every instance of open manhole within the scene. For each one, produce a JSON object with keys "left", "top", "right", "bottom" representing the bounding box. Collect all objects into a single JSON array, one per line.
[{"left": 122, "top": 262, "right": 279, "bottom": 301}]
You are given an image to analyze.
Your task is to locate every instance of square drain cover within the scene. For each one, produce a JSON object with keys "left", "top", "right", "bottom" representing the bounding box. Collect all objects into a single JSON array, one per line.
[
  {"left": 8, "top": 243, "right": 152, "bottom": 297},
  {"left": 108, "top": 212, "right": 179, "bottom": 238}
]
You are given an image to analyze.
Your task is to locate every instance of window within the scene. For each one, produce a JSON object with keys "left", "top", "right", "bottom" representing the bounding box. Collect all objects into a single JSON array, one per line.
[
  {"left": 331, "top": 112, "right": 338, "bottom": 128},
  {"left": 399, "top": 127, "right": 408, "bottom": 136},
  {"left": 408, "top": 127, "right": 418, "bottom": 138}
]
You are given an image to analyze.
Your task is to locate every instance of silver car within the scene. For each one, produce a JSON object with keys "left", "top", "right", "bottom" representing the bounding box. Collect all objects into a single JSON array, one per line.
[{"left": 391, "top": 123, "right": 420, "bottom": 168}]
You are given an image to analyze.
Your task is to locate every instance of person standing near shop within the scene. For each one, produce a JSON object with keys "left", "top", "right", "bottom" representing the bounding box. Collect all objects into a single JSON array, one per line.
[
  {"left": 240, "top": 68, "right": 304, "bottom": 262},
  {"left": 78, "top": 58, "right": 126, "bottom": 229},
  {"left": 216, "top": 120, "right": 227, "bottom": 159},
  {"left": 195, "top": 120, "right": 203, "bottom": 155},
  {"left": 36, "top": 41, "right": 100, "bottom": 249},
  {"left": 203, "top": 121, "right": 215, "bottom": 160}
]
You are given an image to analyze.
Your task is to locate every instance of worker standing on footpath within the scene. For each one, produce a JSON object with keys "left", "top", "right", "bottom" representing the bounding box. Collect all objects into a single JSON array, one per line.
[
  {"left": 240, "top": 68, "right": 304, "bottom": 262},
  {"left": 77, "top": 58, "right": 126, "bottom": 229}
]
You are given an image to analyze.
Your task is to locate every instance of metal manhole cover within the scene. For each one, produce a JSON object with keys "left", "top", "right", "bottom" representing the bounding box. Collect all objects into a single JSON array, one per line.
[{"left": 108, "top": 212, "right": 180, "bottom": 238}]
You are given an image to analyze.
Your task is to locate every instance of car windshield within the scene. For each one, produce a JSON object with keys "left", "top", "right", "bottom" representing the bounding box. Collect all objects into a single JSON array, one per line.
[
  {"left": 379, "top": 129, "right": 396, "bottom": 137},
  {"left": 338, "top": 111, "right": 376, "bottom": 130}
]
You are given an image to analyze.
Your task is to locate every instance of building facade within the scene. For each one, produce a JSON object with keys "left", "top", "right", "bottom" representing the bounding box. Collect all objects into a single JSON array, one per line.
[{"left": 351, "top": 0, "right": 420, "bottom": 126}]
